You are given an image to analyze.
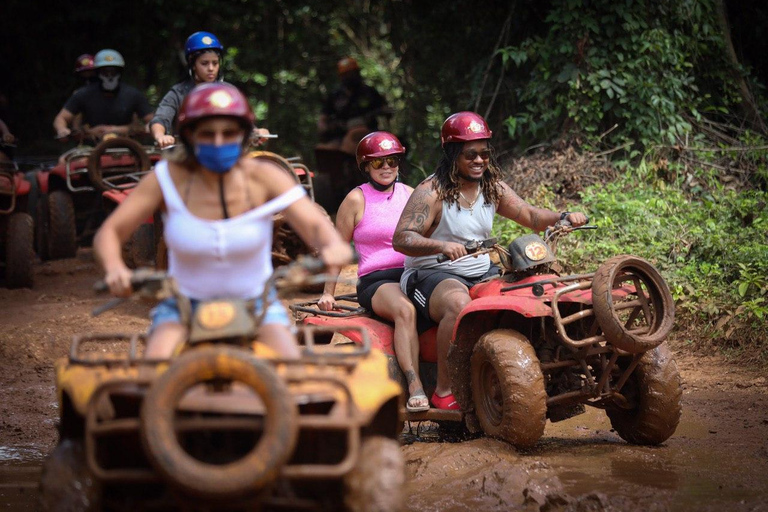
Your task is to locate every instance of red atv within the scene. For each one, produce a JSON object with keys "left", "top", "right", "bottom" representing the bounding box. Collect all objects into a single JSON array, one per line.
[
  {"left": 0, "top": 152, "right": 35, "bottom": 288},
  {"left": 33, "top": 134, "right": 160, "bottom": 261},
  {"left": 293, "top": 222, "right": 682, "bottom": 447}
]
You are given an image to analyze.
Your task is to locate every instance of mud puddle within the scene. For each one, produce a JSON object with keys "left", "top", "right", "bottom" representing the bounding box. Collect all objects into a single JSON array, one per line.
[{"left": 0, "top": 448, "right": 43, "bottom": 511}]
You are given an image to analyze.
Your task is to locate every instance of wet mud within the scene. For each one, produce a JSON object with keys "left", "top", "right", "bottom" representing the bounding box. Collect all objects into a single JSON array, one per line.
[{"left": 1, "top": 252, "right": 768, "bottom": 511}]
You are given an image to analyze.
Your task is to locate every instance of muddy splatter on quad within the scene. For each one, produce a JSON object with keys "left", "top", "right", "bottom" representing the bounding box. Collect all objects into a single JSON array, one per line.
[
  {"left": 295, "top": 221, "right": 682, "bottom": 448},
  {"left": 39, "top": 258, "right": 405, "bottom": 512}
]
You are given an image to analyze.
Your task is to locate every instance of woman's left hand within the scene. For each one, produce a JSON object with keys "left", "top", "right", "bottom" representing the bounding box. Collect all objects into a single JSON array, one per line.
[{"left": 566, "top": 212, "right": 588, "bottom": 227}]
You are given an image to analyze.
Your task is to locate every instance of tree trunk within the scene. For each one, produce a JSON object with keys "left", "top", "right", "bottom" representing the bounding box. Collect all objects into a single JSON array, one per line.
[{"left": 716, "top": 0, "right": 767, "bottom": 134}]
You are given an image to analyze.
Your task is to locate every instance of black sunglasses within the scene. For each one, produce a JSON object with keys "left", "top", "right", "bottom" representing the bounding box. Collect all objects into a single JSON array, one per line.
[
  {"left": 461, "top": 149, "right": 491, "bottom": 161},
  {"left": 368, "top": 156, "right": 400, "bottom": 170}
]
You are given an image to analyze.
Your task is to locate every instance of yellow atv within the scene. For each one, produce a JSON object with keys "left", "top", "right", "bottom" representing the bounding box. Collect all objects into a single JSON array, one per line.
[{"left": 39, "top": 258, "right": 405, "bottom": 512}]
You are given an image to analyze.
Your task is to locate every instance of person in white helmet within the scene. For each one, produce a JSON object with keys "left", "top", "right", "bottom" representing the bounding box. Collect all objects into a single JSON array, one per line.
[{"left": 53, "top": 49, "right": 153, "bottom": 141}]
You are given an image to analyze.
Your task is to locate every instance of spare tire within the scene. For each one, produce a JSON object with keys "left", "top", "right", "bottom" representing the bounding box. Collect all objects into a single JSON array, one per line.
[
  {"left": 87, "top": 137, "right": 150, "bottom": 192},
  {"left": 140, "top": 347, "right": 298, "bottom": 499},
  {"left": 592, "top": 255, "right": 675, "bottom": 353}
]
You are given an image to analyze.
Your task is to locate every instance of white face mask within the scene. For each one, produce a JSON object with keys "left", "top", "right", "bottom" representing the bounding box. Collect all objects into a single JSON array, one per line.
[{"left": 99, "top": 72, "right": 120, "bottom": 91}]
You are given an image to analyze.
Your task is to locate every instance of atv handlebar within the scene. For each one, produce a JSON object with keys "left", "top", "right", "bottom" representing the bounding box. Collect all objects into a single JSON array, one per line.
[{"left": 436, "top": 238, "right": 498, "bottom": 263}]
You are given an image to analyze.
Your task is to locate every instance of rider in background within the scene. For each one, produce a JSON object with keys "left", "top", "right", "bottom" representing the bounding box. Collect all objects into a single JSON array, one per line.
[
  {"left": 53, "top": 49, "right": 154, "bottom": 141},
  {"left": 318, "top": 131, "right": 429, "bottom": 412},
  {"left": 316, "top": 57, "right": 389, "bottom": 155},
  {"left": 393, "top": 111, "right": 587, "bottom": 410},
  {"left": 73, "top": 54, "right": 97, "bottom": 89},
  {"left": 94, "top": 82, "right": 352, "bottom": 359},
  {"left": 150, "top": 31, "right": 269, "bottom": 149},
  {"left": 0, "top": 117, "right": 16, "bottom": 163}
]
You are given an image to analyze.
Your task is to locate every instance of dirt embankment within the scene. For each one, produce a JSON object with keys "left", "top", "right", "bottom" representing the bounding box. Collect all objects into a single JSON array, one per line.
[{"left": 1, "top": 253, "right": 767, "bottom": 511}]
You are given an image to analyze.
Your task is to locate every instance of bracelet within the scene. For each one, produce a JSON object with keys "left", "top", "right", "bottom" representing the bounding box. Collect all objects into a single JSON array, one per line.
[{"left": 560, "top": 211, "right": 572, "bottom": 221}]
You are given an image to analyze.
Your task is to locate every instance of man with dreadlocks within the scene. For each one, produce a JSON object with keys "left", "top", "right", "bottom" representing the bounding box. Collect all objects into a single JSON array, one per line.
[{"left": 392, "top": 111, "right": 587, "bottom": 410}]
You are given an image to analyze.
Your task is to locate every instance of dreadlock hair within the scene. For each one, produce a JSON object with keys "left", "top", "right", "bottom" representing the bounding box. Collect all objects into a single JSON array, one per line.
[{"left": 432, "top": 141, "right": 503, "bottom": 208}]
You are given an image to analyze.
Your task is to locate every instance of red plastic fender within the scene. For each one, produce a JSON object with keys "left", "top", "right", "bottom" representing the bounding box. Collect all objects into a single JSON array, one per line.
[
  {"left": 36, "top": 170, "right": 50, "bottom": 194},
  {"left": 301, "top": 315, "right": 438, "bottom": 363},
  {"left": 13, "top": 174, "right": 31, "bottom": 196}
]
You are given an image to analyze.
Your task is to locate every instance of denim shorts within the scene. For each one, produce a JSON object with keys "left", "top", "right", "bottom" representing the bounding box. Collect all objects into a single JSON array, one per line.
[{"left": 150, "top": 289, "right": 291, "bottom": 333}]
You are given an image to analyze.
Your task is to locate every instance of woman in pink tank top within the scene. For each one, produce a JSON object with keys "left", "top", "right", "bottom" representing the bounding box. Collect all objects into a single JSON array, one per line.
[{"left": 318, "top": 132, "right": 429, "bottom": 412}]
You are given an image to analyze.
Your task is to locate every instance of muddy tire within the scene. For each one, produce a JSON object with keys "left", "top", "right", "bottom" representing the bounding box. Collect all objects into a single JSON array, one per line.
[
  {"left": 140, "top": 348, "right": 298, "bottom": 500},
  {"left": 87, "top": 137, "right": 150, "bottom": 192},
  {"left": 35, "top": 196, "right": 50, "bottom": 261},
  {"left": 344, "top": 436, "right": 405, "bottom": 512},
  {"left": 606, "top": 343, "right": 682, "bottom": 445},
  {"left": 39, "top": 439, "right": 101, "bottom": 511},
  {"left": 470, "top": 329, "right": 547, "bottom": 448},
  {"left": 47, "top": 190, "right": 77, "bottom": 259},
  {"left": 592, "top": 255, "right": 675, "bottom": 353},
  {"left": 5, "top": 213, "right": 34, "bottom": 288}
]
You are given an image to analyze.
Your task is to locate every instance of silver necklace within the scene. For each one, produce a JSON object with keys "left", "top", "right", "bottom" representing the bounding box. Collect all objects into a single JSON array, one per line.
[{"left": 459, "top": 187, "right": 480, "bottom": 215}]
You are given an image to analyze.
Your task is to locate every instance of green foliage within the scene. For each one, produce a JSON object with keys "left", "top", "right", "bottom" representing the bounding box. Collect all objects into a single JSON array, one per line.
[
  {"left": 498, "top": 0, "right": 739, "bottom": 149},
  {"left": 494, "top": 158, "right": 768, "bottom": 359}
]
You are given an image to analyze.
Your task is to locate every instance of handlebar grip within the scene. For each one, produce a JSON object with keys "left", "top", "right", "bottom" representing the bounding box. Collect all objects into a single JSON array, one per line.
[
  {"left": 93, "top": 280, "right": 108, "bottom": 293},
  {"left": 436, "top": 254, "right": 449, "bottom": 263}
]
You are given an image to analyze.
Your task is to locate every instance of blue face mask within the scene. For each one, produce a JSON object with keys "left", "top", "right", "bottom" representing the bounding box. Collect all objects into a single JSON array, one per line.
[{"left": 194, "top": 142, "right": 242, "bottom": 173}]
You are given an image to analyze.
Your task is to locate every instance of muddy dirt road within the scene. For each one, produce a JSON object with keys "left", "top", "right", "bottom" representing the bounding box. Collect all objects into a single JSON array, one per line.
[{"left": 1, "top": 252, "right": 767, "bottom": 511}]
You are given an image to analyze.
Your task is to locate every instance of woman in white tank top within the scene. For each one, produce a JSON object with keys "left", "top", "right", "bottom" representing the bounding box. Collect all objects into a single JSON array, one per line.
[{"left": 94, "top": 83, "right": 352, "bottom": 359}]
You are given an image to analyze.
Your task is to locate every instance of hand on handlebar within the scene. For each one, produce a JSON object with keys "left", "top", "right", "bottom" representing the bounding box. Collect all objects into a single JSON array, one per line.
[
  {"left": 102, "top": 264, "right": 134, "bottom": 298},
  {"left": 317, "top": 292, "right": 337, "bottom": 312},
  {"left": 155, "top": 134, "right": 176, "bottom": 148},
  {"left": 564, "top": 212, "right": 588, "bottom": 227},
  {"left": 437, "top": 241, "right": 469, "bottom": 263}
]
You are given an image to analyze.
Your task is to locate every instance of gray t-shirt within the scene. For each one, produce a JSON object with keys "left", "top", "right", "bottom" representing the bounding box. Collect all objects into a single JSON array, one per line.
[{"left": 149, "top": 79, "right": 235, "bottom": 134}]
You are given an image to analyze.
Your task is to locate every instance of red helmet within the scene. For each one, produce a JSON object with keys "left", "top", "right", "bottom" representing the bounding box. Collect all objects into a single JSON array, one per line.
[
  {"left": 356, "top": 131, "right": 406, "bottom": 167},
  {"left": 440, "top": 111, "right": 492, "bottom": 146},
  {"left": 177, "top": 83, "right": 255, "bottom": 133},
  {"left": 337, "top": 57, "right": 359, "bottom": 75},
  {"left": 75, "top": 54, "right": 95, "bottom": 73}
]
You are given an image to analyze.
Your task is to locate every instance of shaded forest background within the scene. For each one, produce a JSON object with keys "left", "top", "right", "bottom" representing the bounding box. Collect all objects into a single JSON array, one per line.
[
  {"left": 2, "top": 0, "right": 767, "bottom": 168},
  {"left": 2, "top": 0, "right": 767, "bottom": 364}
]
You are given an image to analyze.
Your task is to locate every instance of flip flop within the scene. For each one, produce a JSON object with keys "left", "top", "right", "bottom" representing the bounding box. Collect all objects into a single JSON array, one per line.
[
  {"left": 431, "top": 391, "right": 460, "bottom": 410},
  {"left": 406, "top": 393, "right": 430, "bottom": 412}
]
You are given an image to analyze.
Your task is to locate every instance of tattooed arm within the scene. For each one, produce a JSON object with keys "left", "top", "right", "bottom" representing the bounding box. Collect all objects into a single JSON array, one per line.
[
  {"left": 393, "top": 180, "right": 468, "bottom": 260},
  {"left": 496, "top": 182, "right": 587, "bottom": 231}
]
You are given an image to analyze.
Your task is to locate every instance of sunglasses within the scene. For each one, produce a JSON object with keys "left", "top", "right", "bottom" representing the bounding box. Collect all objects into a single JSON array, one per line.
[
  {"left": 368, "top": 156, "right": 400, "bottom": 170},
  {"left": 461, "top": 149, "right": 491, "bottom": 161}
]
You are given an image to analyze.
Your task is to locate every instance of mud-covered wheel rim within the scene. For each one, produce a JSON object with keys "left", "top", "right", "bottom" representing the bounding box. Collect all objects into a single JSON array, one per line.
[
  {"left": 592, "top": 255, "right": 675, "bottom": 353},
  {"left": 343, "top": 436, "right": 405, "bottom": 512},
  {"left": 140, "top": 347, "right": 298, "bottom": 499},
  {"left": 87, "top": 136, "right": 150, "bottom": 192},
  {"left": 470, "top": 329, "right": 546, "bottom": 448},
  {"left": 606, "top": 343, "right": 682, "bottom": 445}
]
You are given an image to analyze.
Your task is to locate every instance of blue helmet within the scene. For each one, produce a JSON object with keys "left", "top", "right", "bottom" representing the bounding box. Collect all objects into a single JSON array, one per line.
[
  {"left": 184, "top": 31, "right": 224, "bottom": 64},
  {"left": 93, "top": 49, "right": 125, "bottom": 69}
]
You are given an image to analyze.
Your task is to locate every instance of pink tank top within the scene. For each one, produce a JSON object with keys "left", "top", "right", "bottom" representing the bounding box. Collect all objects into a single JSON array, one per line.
[{"left": 354, "top": 182, "right": 409, "bottom": 277}]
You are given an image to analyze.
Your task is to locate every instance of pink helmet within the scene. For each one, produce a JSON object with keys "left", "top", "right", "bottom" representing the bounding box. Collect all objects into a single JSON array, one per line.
[
  {"left": 440, "top": 111, "right": 492, "bottom": 146},
  {"left": 177, "top": 83, "right": 255, "bottom": 133},
  {"left": 75, "top": 54, "right": 95, "bottom": 73},
  {"left": 356, "top": 131, "right": 406, "bottom": 167}
]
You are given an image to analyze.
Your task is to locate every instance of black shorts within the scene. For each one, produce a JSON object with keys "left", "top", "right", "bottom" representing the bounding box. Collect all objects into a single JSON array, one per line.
[
  {"left": 403, "top": 265, "right": 500, "bottom": 321},
  {"left": 356, "top": 267, "right": 404, "bottom": 312}
]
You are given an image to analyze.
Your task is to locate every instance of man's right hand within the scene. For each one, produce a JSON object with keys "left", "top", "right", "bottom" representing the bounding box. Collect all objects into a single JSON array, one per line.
[
  {"left": 56, "top": 127, "right": 72, "bottom": 139},
  {"left": 156, "top": 135, "right": 176, "bottom": 148},
  {"left": 318, "top": 292, "right": 337, "bottom": 312},
  {"left": 440, "top": 241, "right": 469, "bottom": 261}
]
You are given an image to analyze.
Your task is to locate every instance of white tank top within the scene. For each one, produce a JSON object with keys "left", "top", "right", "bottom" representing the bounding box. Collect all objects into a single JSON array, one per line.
[
  {"left": 154, "top": 160, "right": 305, "bottom": 300},
  {"left": 404, "top": 189, "right": 496, "bottom": 278}
]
